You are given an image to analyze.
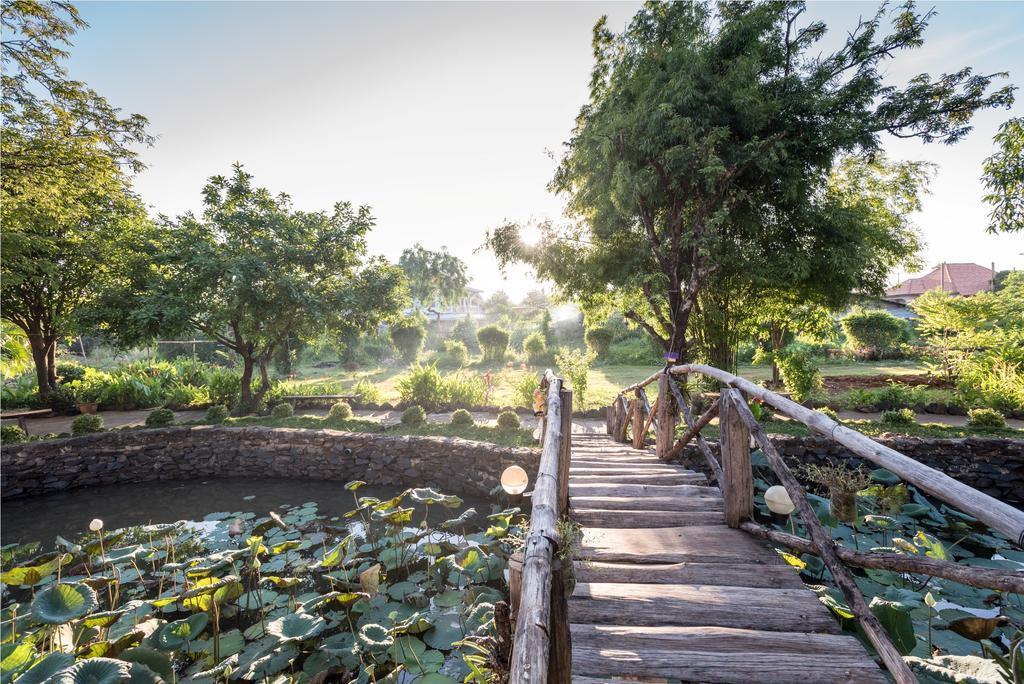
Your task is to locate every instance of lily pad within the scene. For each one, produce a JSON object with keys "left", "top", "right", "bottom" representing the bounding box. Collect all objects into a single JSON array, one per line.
[
  {"left": 30, "top": 582, "right": 98, "bottom": 624},
  {"left": 50, "top": 658, "right": 131, "bottom": 684},
  {"left": 156, "top": 613, "right": 209, "bottom": 650},
  {"left": 424, "top": 613, "right": 465, "bottom": 650},
  {"left": 11, "top": 652, "right": 75, "bottom": 684},
  {"left": 358, "top": 623, "right": 394, "bottom": 652},
  {"left": 266, "top": 612, "right": 326, "bottom": 642}
]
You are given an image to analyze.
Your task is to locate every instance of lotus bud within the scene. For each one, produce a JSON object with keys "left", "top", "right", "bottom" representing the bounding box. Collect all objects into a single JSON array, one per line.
[
  {"left": 88, "top": 518, "right": 104, "bottom": 532},
  {"left": 924, "top": 592, "right": 936, "bottom": 608},
  {"left": 764, "top": 485, "right": 795, "bottom": 515}
]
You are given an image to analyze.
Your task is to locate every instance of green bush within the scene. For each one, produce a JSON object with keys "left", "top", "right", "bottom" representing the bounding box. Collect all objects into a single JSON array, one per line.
[
  {"left": 441, "top": 339, "right": 469, "bottom": 368},
  {"left": 513, "top": 372, "right": 539, "bottom": 409},
  {"left": 555, "top": 347, "right": 596, "bottom": 408},
  {"left": 966, "top": 407, "right": 1006, "bottom": 429},
  {"left": 496, "top": 410, "right": 521, "bottom": 430},
  {"left": 401, "top": 405, "right": 426, "bottom": 426},
  {"left": 523, "top": 332, "right": 549, "bottom": 366},
  {"left": 880, "top": 408, "right": 915, "bottom": 427},
  {"left": 477, "top": 325, "right": 510, "bottom": 362},
  {"left": 840, "top": 310, "right": 909, "bottom": 360},
  {"left": 328, "top": 401, "right": 353, "bottom": 420},
  {"left": 396, "top": 363, "right": 447, "bottom": 409},
  {"left": 56, "top": 361, "right": 87, "bottom": 384},
  {"left": 450, "top": 408, "right": 474, "bottom": 426},
  {"left": 271, "top": 402, "right": 294, "bottom": 418},
  {"left": 444, "top": 373, "right": 486, "bottom": 407},
  {"left": 207, "top": 368, "right": 242, "bottom": 409},
  {"left": 817, "top": 406, "right": 840, "bottom": 421},
  {"left": 145, "top": 407, "right": 175, "bottom": 427},
  {"left": 205, "top": 404, "right": 229, "bottom": 424},
  {"left": 71, "top": 413, "right": 104, "bottom": 435},
  {"left": 42, "top": 384, "right": 78, "bottom": 414},
  {"left": 1, "top": 424, "right": 27, "bottom": 443},
  {"left": 346, "top": 380, "right": 378, "bottom": 406},
  {"left": 452, "top": 315, "right": 480, "bottom": 352},
  {"left": 162, "top": 382, "right": 208, "bottom": 410},
  {"left": 390, "top": 317, "right": 426, "bottom": 363},
  {"left": 775, "top": 350, "right": 822, "bottom": 402},
  {"left": 875, "top": 382, "right": 928, "bottom": 409},
  {"left": 607, "top": 337, "right": 660, "bottom": 365},
  {"left": 584, "top": 328, "right": 614, "bottom": 359}
]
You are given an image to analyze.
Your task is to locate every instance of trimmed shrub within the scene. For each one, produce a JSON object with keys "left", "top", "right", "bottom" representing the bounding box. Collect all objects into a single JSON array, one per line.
[
  {"left": 775, "top": 350, "right": 822, "bottom": 402},
  {"left": 584, "top": 328, "right": 614, "bottom": 359},
  {"left": 71, "top": 413, "right": 104, "bottom": 435},
  {"left": 496, "top": 410, "right": 521, "bottom": 430},
  {"left": 271, "top": 402, "right": 294, "bottom": 418},
  {"left": 880, "top": 408, "right": 915, "bottom": 427},
  {"left": 523, "top": 332, "right": 548, "bottom": 366},
  {"left": 1, "top": 424, "right": 27, "bottom": 444},
  {"left": 442, "top": 339, "right": 469, "bottom": 368},
  {"left": 205, "top": 404, "right": 229, "bottom": 424},
  {"left": 966, "top": 407, "right": 1006, "bottom": 429},
  {"left": 352, "top": 379, "right": 382, "bottom": 405},
  {"left": 452, "top": 315, "right": 480, "bottom": 352},
  {"left": 840, "top": 310, "right": 908, "bottom": 360},
  {"left": 401, "top": 405, "right": 426, "bottom": 426},
  {"left": 145, "top": 407, "right": 175, "bottom": 427},
  {"left": 56, "top": 361, "right": 87, "bottom": 384},
  {"left": 329, "top": 401, "right": 353, "bottom": 420},
  {"left": 477, "top": 325, "right": 510, "bottom": 362},
  {"left": 450, "top": 408, "right": 474, "bottom": 426},
  {"left": 390, "top": 317, "right": 426, "bottom": 363}
]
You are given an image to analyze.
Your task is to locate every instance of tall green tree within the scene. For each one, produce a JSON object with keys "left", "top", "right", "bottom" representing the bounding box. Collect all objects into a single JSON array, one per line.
[
  {"left": 398, "top": 244, "right": 468, "bottom": 319},
  {"left": 489, "top": 1, "right": 1012, "bottom": 361},
  {"left": 94, "top": 166, "right": 408, "bottom": 410},
  {"left": 1, "top": 0, "right": 153, "bottom": 397},
  {"left": 981, "top": 117, "right": 1023, "bottom": 233}
]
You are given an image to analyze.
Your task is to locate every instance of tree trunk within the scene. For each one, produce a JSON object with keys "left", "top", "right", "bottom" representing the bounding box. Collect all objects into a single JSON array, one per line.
[
  {"left": 29, "top": 337, "right": 50, "bottom": 398},
  {"left": 46, "top": 341, "right": 58, "bottom": 389},
  {"left": 255, "top": 350, "right": 274, "bottom": 405},
  {"left": 239, "top": 355, "right": 256, "bottom": 412}
]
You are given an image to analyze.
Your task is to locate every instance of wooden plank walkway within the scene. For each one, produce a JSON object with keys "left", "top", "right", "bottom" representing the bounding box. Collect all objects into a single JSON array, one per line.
[{"left": 567, "top": 433, "right": 887, "bottom": 683}]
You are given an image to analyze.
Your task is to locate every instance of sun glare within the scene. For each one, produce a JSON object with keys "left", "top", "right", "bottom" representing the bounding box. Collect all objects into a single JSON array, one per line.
[{"left": 519, "top": 224, "right": 543, "bottom": 246}]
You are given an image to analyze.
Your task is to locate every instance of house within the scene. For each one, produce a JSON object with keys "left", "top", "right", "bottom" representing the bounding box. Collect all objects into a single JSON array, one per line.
[
  {"left": 413, "top": 287, "right": 487, "bottom": 333},
  {"left": 885, "top": 262, "right": 997, "bottom": 304}
]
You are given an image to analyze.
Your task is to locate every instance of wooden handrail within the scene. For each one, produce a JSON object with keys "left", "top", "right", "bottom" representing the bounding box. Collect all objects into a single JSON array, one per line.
[
  {"left": 667, "top": 363, "right": 1024, "bottom": 546},
  {"left": 510, "top": 370, "right": 571, "bottom": 682}
]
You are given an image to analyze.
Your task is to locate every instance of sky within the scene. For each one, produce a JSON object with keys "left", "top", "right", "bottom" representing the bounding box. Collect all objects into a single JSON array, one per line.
[{"left": 64, "top": 1, "right": 1024, "bottom": 300}]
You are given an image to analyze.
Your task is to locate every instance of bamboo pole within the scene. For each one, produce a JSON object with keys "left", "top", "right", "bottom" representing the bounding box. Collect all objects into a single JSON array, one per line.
[
  {"left": 719, "top": 390, "right": 752, "bottom": 529},
  {"left": 665, "top": 376, "right": 724, "bottom": 485},
  {"left": 510, "top": 371, "right": 564, "bottom": 683},
  {"left": 726, "top": 393, "right": 916, "bottom": 684},
  {"left": 619, "top": 371, "right": 662, "bottom": 394},
  {"left": 669, "top": 364, "right": 1024, "bottom": 546},
  {"left": 740, "top": 522, "right": 1024, "bottom": 594}
]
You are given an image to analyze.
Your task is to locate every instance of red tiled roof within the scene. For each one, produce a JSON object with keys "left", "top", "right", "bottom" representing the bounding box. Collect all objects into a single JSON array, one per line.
[{"left": 886, "top": 263, "right": 995, "bottom": 298}]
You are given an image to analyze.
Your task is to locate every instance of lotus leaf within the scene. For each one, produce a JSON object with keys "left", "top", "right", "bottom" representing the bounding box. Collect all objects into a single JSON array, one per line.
[
  {"left": 119, "top": 645, "right": 172, "bottom": 679},
  {"left": 10, "top": 652, "right": 74, "bottom": 684},
  {"left": 1, "top": 553, "right": 72, "bottom": 587},
  {"left": 156, "top": 613, "right": 209, "bottom": 650},
  {"left": 464, "top": 602, "right": 494, "bottom": 634},
  {"left": 390, "top": 635, "right": 426, "bottom": 662},
  {"left": 371, "top": 507, "right": 415, "bottom": 526},
  {"left": 432, "top": 590, "right": 465, "bottom": 609},
  {"left": 901, "top": 503, "right": 931, "bottom": 518},
  {"left": 388, "top": 581, "right": 419, "bottom": 600},
  {"left": 263, "top": 576, "right": 303, "bottom": 589},
  {"left": 235, "top": 643, "right": 299, "bottom": 680},
  {"left": 266, "top": 613, "right": 326, "bottom": 642},
  {"left": 416, "top": 675, "right": 458, "bottom": 684},
  {"left": 181, "top": 575, "right": 242, "bottom": 611},
  {"left": 270, "top": 540, "right": 301, "bottom": 554},
  {"left": 0, "top": 642, "right": 35, "bottom": 683},
  {"left": 49, "top": 658, "right": 131, "bottom": 684},
  {"left": 913, "top": 531, "right": 949, "bottom": 560},
  {"left": 870, "top": 469, "right": 901, "bottom": 485},
  {"left": 870, "top": 597, "right": 917, "bottom": 654},
  {"left": 80, "top": 609, "right": 126, "bottom": 629},
  {"left": 409, "top": 489, "right": 463, "bottom": 509},
  {"left": 345, "top": 480, "right": 366, "bottom": 491},
  {"left": 403, "top": 647, "right": 445, "bottom": 674},
  {"left": 424, "top": 613, "right": 464, "bottom": 650},
  {"left": 359, "top": 564, "right": 381, "bottom": 595},
  {"left": 358, "top": 623, "right": 394, "bottom": 652},
  {"left": 440, "top": 508, "right": 476, "bottom": 530},
  {"left": 30, "top": 583, "right": 98, "bottom": 624}
]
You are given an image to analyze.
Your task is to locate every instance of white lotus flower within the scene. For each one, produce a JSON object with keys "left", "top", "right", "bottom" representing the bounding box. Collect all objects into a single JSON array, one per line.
[{"left": 88, "top": 518, "right": 104, "bottom": 532}]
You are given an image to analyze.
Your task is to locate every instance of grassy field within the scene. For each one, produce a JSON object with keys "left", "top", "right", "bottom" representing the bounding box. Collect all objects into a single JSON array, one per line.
[{"left": 285, "top": 358, "right": 929, "bottom": 410}]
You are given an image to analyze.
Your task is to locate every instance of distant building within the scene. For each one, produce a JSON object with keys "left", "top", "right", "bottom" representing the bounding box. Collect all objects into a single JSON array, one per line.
[
  {"left": 412, "top": 287, "right": 486, "bottom": 333},
  {"left": 885, "top": 262, "right": 997, "bottom": 304}
]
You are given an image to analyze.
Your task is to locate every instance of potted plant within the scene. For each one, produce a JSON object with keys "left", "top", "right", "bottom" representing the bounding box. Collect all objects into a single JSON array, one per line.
[
  {"left": 800, "top": 463, "right": 871, "bottom": 524},
  {"left": 71, "top": 380, "right": 102, "bottom": 415}
]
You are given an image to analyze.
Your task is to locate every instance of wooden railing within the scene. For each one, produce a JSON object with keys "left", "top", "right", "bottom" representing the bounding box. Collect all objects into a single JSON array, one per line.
[
  {"left": 608, "top": 364, "right": 1024, "bottom": 684},
  {"left": 509, "top": 369, "right": 573, "bottom": 683}
]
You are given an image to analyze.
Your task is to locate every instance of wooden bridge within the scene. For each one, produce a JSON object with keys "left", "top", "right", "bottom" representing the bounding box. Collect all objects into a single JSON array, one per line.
[{"left": 508, "top": 367, "right": 1024, "bottom": 683}]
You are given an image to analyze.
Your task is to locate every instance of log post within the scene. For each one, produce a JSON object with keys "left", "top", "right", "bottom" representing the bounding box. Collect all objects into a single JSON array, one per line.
[
  {"left": 718, "top": 389, "right": 752, "bottom": 528},
  {"left": 604, "top": 405, "right": 612, "bottom": 435},
  {"left": 558, "top": 387, "right": 573, "bottom": 515},
  {"left": 655, "top": 373, "right": 675, "bottom": 460},
  {"left": 548, "top": 558, "right": 572, "bottom": 682},
  {"left": 508, "top": 551, "right": 523, "bottom": 625},
  {"left": 631, "top": 390, "right": 645, "bottom": 449},
  {"left": 613, "top": 396, "right": 630, "bottom": 443}
]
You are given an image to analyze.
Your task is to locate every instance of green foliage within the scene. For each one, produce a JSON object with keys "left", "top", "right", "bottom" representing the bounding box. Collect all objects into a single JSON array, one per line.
[
  {"left": 555, "top": 347, "right": 596, "bottom": 409},
  {"left": 774, "top": 350, "right": 822, "bottom": 402},
  {"left": 496, "top": 410, "right": 521, "bottom": 430},
  {"left": 444, "top": 373, "right": 486, "bottom": 408},
  {"left": 206, "top": 368, "right": 242, "bottom": 409},
  {"left": 488, "top": 3, "right": 1006, "bottom": 359},
  {"left": 144, "top": 408, "right": 175, "bottom": 428},
  {"left": 396, "top": 363, "right": 447, "bottom": 409},
  {"left": 539, "top": 309, "right": 554, "bottom": 346},
  {"left": 607, "top": 337, "right": 660, "bottom": 365},
  {"left": 512, "top": 372, "right": 540, "bottom": 409},
  {"left": 966, "top": 408, "right": 1006, "bottom": 429},
  {"left": 584, "top": 328, "right": 613, "bottom": 359},
  {"left": 982, "top": 117, "right": 1023, "bottom": 233},
  {"left": 270, "top": 402, "right": 294, "bottom": 419},
  {"left": 840, "top": 311, "right": 909, "bottom": 360},
  {"left": 399, "top": 243, "right": 468, "bottom": 307},
  {"left": 1, "top": 424, "right": 27, "bottom": 444},
  {"left": 401, "top": 405, "right": 426, "bottom": 426},
  {"left": 522, "top": 332, "right": 548, "bottom": 366},
  {"left": 441, "top": 339, "right": 469, "bottom": 368},
  {"left": 881, "top": 408, "right": 916, "bottom": 427},
  {"left": 450, "top": 408, "right": 474, "bottom": 426},
  {"left": 451, "top": 315, "right": 479, "bottom": 353},
  {"left": 328, "top": 401, "right": 353, "bottom": 421},
  {"left": 41, "top": 383, "right": 77, "bottom": 414},
  {"left": 55, "top": 361, "right": 86, "bottom": 384},
  {"left": 351, "top": 379, "right": 382, "bottom": 405},
  {"left": 204, "top": 404, "right": 229, "bottom": 424},
  {"left": 70, "top": 413, "right": 103, "bottom": 436},
  {"left": 390, "top": 316, "right": 426, "bottom": 364},
  {"left": 476, "top": 325, "right": 510, "bottom": 362}
]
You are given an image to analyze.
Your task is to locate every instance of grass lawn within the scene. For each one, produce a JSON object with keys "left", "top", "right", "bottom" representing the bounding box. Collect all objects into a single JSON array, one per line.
[{"left": 283, "top": 358, "right": 929, "bottom": 411}]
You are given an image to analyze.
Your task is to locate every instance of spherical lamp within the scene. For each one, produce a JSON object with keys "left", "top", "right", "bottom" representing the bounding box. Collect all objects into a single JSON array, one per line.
[
  {"left": 764, "top": 485, "right": 795, "bottom": 515},
  {"left": 500, "top": 465, "right": 529, "bottom": 496}
]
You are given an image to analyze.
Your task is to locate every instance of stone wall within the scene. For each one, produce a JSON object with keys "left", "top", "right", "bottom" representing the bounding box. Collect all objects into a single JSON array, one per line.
[
  {"left": 0, "top": 426, "right": 540, "bottom": 500},
  {"left": 675, "top": 435, "right": 1024, "bottom": 505}
]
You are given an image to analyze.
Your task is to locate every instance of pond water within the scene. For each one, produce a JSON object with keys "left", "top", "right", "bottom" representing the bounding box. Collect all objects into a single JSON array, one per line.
[{"left": 1, "top": 478, "right": 491, "bottom": 547}]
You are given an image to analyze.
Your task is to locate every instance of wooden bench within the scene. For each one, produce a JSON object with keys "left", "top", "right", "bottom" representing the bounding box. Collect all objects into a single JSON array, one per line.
[
  {"left": 280, "top": 394, "right": 356, "bottom": 407},
  {"left": 1, "top": 408, "right": 54, "bottom": 433}
]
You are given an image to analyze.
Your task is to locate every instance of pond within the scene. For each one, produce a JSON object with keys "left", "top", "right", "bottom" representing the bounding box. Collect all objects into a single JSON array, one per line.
[{"left": 1, "top": 478, "right": 491, "bottom": 547}]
